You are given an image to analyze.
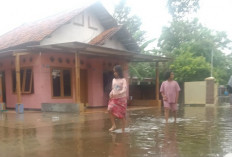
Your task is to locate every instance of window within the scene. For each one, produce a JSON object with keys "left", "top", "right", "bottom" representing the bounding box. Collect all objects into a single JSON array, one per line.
[
  {"left": 51, "top": 68, "right": 71, "bottom": 97},
  {"left": 12, "top": 68, "right": 33, "bottom": 94}
]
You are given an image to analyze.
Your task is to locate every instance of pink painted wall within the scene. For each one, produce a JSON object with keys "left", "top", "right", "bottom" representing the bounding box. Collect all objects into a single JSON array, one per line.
[
  {"left": 87, "top": 58, "right": 104, "bottom": 107},
  {"left": 0, "top": 53, "right": 129, "bottom": 109},
  {"left": 0, "top": 55, "right": 43, "bottom": 109},
  {"left": 38, "top": 52, "right": 76, "bottom": 105},
  {"left": 0, "top": 53, "right": 78, "bottom": 109}
]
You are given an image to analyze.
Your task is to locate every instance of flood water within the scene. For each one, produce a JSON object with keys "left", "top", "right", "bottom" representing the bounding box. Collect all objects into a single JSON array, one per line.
[{"left": 0, "top": 105, "right": 232, "bottom": 157}]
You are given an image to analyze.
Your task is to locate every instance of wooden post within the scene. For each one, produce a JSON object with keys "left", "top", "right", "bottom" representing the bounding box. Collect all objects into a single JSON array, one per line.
[
  {"left": 0, "top": 73, "right": 3, "bottom": 103},
  {"left": 15, "top": 53, "right": 22, "bottom": 105},
  {"left": 75, "top": 52, "right": 83, "bottom": 112},
  {"left": 0, "top": 72, "right": 5, "bottom": 110},
  {"left": 13, "top": 52, "right": 30, "bottom": 113},
  {"left": 155, "top": 62, "right": 161, "bottom": 106}
]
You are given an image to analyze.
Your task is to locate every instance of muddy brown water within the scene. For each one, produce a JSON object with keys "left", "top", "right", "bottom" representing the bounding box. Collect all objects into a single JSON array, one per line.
[{"left": 0, "top": 105, "right": 232, "bottom": 157}]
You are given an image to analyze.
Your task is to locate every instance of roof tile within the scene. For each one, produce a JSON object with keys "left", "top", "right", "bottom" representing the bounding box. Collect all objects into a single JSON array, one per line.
[
  {"left": 89, "top": 26, "right": 121, "bottom": 45},
  {"left": 0, "top": 7, "right": 86, "bottom": 51}
]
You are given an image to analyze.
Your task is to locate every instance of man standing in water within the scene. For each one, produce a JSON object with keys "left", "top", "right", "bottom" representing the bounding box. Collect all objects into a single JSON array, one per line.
[{"left": 160, "top": 71, "right": 181, "bottom": 123}]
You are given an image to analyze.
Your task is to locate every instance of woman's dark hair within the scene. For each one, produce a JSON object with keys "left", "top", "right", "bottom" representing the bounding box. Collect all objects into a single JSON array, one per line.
[
  {"left": 114, "top": 65, "right": 124, "bottom": 78},
  {"left": 164, "top": 71, "right": 173, "bottom": 80}
]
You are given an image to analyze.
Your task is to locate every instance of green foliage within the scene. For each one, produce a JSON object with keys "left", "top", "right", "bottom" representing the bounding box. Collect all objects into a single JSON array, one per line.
[
  {"left": 221, "top": 54, "right": 232, "bottom": 84},
  {"left": 113, "top": 0, "right": 159, "bottom": 80},
  {"left": 158, "top": 19, "right": 221, "bottom": 55},
  {"left": 140, "top": 38, "right": 157, "bottom": 54},
  {"left": 157, "top": 18, "right": 232, "bottom": 84},
  {"left": 129, "top": 62, "right": 156, "bottom": 81},
  {"left": 170, "top": 52, "right": 210, "bottom": 83},
  {"left": 167, "top": 0, "right": 200, "bottom": 20},
  {"left": 113, "top": 0, "right": 146, "bottom": 45},
  {"left": 113, "top": 0, "right": 232, "bottom": 85}
]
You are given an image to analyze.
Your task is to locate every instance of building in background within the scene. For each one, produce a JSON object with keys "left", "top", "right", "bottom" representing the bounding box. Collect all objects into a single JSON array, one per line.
[{"left": 0, "top": 2, "right": 167, "bottom": 113}]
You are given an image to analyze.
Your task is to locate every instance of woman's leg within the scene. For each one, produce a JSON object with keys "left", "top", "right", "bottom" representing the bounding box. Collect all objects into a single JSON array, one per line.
[
  {"left": 173, "top": 111, "right": 177, "bottom": 123},
  {"left": 109, "top": 111, "right": 116, "bottom": 131},
  {"left": 171, "top": 103, "right": 177, "bottom": 123},
  {"left": 164, "top": 108, "right": 170, "bottom": 123},
  {"left": 121, "top": 118, "right": 126, "bottom": 132}
]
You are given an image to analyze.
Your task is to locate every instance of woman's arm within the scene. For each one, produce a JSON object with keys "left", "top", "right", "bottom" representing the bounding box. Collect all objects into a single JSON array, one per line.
[
  {"left": 160, "top": 82, "right": 167, "bottom": 101},
  {"left": 175, "top": 82, "right": 180, "bottom": 104},
  {"left": 175, "top": 91, "right": 179, "bottom": 104},
  {"left": 119, "top": 78, "right": 127, "bottom": 95},
  {"left": 161, "top": 92, "right": 167, "bottom": 101},
  {"left": 109, "top": 79, "right": 114, "bottom": 98}
]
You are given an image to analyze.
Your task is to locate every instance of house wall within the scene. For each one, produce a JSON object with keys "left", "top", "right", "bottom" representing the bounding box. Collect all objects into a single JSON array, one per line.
[
  {"left": 184, "top": 80, "right": 218, "bottom": 105},
  {"left": 0, "top": 56, "right": 14, "bottom": 108},
  {"left": 184, "top": 81, "right": 206, "bottom": 105},
  {"left": 40, "top": 11, "right": 126, "bottom": 51},
  {"left": 0, "top": 53, "right": 78, "bottom": 109},
  {"left": 87, "top": 58, "right": 104, "bottom": 107},
  {"left": 38, "top": 52, "right": 76, "bottom": 104},
  {"left": 102, "top": 35, "right": 126, "bottom": 50},
  {"left": 0, "top": 52, "right": 129, "bottom": 110},
  {"left": 0, "top": 54, "right": 43, "bottom": 109},
  {"left": 41, "top": 11, "right": 103, "bottom": 44}
]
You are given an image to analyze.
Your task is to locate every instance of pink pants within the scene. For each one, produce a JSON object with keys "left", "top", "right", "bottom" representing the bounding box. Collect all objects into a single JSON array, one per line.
[{"left": 163, "top": 101, "right": 177, "bottom": 111}]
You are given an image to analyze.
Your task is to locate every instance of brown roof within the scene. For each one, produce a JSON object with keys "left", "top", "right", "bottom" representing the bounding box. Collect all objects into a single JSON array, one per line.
[
  {"left": 0, "top": 2, "right": 140, "bottom": 53},
  {"left": 0, "top": 4, "right": 94, "bottom": 51},
  {"left": 89, "top": 25, "right": 140, "bottom": 52},
  {"left": 89, "top": 26, "right": 122, "bottom": 45}
]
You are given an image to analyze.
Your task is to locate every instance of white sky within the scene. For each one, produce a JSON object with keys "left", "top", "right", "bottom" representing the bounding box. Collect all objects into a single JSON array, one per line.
[{"left": 0, "top": 0, "right": 231, "bottom": 44}]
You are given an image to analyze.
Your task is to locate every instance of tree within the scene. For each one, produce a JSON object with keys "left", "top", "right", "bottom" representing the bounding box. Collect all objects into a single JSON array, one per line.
[
  {"left": 167, "top": 0, "right": 200, "bottom": 21},
  {"left": 159, "top": 0, "right": 232, "bottom": 85},
  {"left": 113, "top": 0, "right": 146, "bottom": 46},
  {"left": 170, "top": 51, "right": 210, "bottom": 83},
  {"left": 157, "top": 19, "right": 232, "bottom": 84},
  {"left": 113, "top": 0, "right": 159, "bottom": 80},
  {"left": 129, "top": 62, "right": 156, "bottom": 81},
  {"left": 158, "top": 19, "right": 231, "bottom": 56}
]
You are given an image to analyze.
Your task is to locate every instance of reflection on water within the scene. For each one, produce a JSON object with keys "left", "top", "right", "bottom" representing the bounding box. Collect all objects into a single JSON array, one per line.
[
  {"left": 108, "top": 133, "right": 129, "bottom": 157},
  {"left": 160, "top": 124, "right": 178, "bottom": 157},
  {"left": 0, "top": 106, "right": 232, "bottom": 156}
]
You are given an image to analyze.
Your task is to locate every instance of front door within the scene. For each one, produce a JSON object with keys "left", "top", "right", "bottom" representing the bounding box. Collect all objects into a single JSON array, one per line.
[{"left": 80, "top": 69, "right": 88, "bottom": 106}]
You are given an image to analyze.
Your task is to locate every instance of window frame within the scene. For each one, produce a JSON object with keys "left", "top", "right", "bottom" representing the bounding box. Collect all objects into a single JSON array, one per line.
[
  {"left": 51, "top": 67, "right": 72, "bottom": 98},
  {"left": 12, "top": 67, "right": 33, "bottom": 94}
]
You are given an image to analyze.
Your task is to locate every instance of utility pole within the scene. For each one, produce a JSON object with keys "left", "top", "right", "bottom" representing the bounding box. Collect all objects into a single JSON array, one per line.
[{"left": 211, "top": 49, "right": 214, "bottom": 77}]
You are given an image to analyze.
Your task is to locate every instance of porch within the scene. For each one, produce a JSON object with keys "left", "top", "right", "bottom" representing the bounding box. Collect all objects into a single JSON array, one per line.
[{"left": 0, "top": 42, "right": 169, "bottom": 113}]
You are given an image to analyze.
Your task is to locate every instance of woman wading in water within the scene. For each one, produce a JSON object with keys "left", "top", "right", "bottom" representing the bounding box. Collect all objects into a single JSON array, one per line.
[{"left": 108, "top": 65, "right": 127, "bottom": 132}]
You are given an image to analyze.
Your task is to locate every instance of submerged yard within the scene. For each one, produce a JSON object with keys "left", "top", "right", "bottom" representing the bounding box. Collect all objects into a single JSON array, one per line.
[{"left": 0, "top": 104, "right": 232, "bottom": 157}]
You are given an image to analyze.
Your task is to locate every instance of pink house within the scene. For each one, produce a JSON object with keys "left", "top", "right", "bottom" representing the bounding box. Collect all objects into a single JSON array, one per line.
[{"left": 0, "top": 2, "right": 167, "bottom": 113}]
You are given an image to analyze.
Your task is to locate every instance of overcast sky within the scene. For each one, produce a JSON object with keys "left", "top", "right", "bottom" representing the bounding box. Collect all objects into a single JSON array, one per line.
[{"left": 0, "top": 0, "right": 231, "bottom": 44}]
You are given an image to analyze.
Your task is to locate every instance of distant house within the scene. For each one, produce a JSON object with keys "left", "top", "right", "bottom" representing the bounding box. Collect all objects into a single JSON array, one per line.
[{"left": 0, "top": 2, "right": 167, "bottom": 112}]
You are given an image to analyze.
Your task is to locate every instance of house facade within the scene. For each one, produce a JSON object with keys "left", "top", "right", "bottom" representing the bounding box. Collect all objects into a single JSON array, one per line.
[{"left": 0, "top": 2, "right": 167, "bottom": 112}]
